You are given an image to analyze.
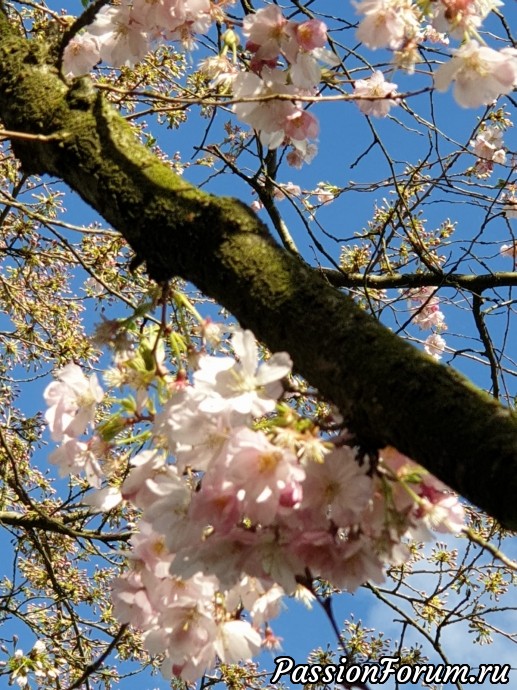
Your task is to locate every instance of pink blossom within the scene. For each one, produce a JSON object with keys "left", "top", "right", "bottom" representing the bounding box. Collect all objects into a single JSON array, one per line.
[
  {"left": 470, "top": 125, "right": 506, "bottom": 165},
  {"left": 145, "top": 601, "right": 217, "bottom": 674},
  {"left": 62, "top": 34, "right": 101, "bottom": 77},
  {"left": 154, "top": 388, "right": 234, "bottom": 472},
  {"left": 432, "top": 0, "right": 503, "bottom": 39},
  {"left": 284, "top": 109, "right": 319, "bottom": 141},
  {"left": 214, "top": 620, "right": 262, "bottom": 663},
  {"left": 206, "top": 427, "right": 305, "bottom": 525},
  {"left": 194, "top": 328, "right": 292, "bottom": 417},
  {"left": 232, "top": 69, "right": 309, "bottom": 150},
  {"left": 120, "top": 449, "right": 168, "bottom": 508},
  {"left": 273, "top": 182, "right": 302, "bottom": 200},
  {"left": 412, "top": 476, "right": 465, "bottom": 536},
  {"left": 84, "top": 486, "right": 123, "bottom": 511},
  {"left": 44, "top": 363, "right": 104, "bottom": 441},
  {"left": 407, "top": 287, "right": 446, "bottom": 331},
  {"left": 502, "top": 195, "right": 517, "bottom": 219},
  {"left": 131, "top": 0, "right": 211, "bottom": 40},
  {"left": 353, "top": 71, "right": 399, "bottom": 117},
  {"left": 226, "top": 578, "right": 284, "bottom": 625},
  {"left": 290, "top": 529, "right": 384, "bottom": 591},
  {"left": 295, "top": 19, "right": 327, "bottom": 51},
  {"left": 87, "top": 4, "right": 150, "bottom": 67},
  {"left": 243, "top": 5, "right": 296, "bottom": 64},
  {"left": 315, "top": 186, "right": 335, "bottom": 204},
  {"left": 355, "top": 0, "right": 419, "bottom": 50},
  {"left": 170, "top": 531, "right": 259, "bottom": 588},
  {"left": 157, "top": 0, "right": 212, "bottom": 48},
  {"left": 301, "top": 446, "right": 372, "bottom": 527},
  {"left": 129, "top": 522, "right": 174, "bottom": 578},
  {"left": 424, "top": 333, "right": 446, "bottom": 360},
  {"left": 286, "top": 142, "right": 318, "bottom": 168},
  {"left": 289, "top": 53, "right": 321, "bottom": 88},
  {"left": 111, "top": 570, "right": 157, "bottom": 629},
  {"left": 434, "top": 41, "right": 517, "bottom": 108}
]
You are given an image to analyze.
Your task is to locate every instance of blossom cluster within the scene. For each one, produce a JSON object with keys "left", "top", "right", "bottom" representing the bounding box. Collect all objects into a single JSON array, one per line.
[
  {"left": 470, "top": 123, "right": 507, "bottom": 177},
  {"left": 231, "top": 5, "right": 339, "bottom": 164},
  {"left": 354, "top": 0, "right": 517, "bottom": 108},
  {"left": 405, "top": 287, "right": 447, "bottom": 360},
  {"left": 44, "top": 362, "right": 105, "bottom": 486},
  {"left": 63, "top": 0, "right": 212, "bottom": 74},
  {"left": 43, "top": 326, "right": 463, "bottom": 682},
  {"left": 60, "top": 0, "right": 517, "bottom": 171}
]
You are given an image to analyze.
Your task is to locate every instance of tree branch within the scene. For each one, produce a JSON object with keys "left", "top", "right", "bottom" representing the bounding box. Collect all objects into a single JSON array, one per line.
[
  {"left": 1, "top": 15, "right": 517, "bottom": 527},
  {"left": 321, "top": 268, "right": 517, "bottom": 291}
]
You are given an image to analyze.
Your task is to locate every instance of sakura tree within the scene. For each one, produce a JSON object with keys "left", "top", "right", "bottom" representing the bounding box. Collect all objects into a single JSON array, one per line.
[{"left": 0, "top": 0, "right": 516, "bottom": 688}]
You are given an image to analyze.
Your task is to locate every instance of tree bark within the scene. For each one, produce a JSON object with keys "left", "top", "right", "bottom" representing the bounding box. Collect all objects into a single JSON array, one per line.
[{"left": 1, "top": 12, "right": 517, "bottom": 527}]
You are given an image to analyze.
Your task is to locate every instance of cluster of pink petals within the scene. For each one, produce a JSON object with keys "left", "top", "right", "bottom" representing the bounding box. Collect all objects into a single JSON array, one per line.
[
  {"left": 233, "top": 68, "right": 319, "bottom": 154},
  {"left": 424, "top": 333, "right": 447, "bottom": 360},
  {"left": 353, "top": 71, "right": 399, "bottom": 117},
  {"left": 380, "top": 447, "right": 464, "bottom": 539},
  {"left": 405, "top": 287, "right": 447, "bottom": 359},
  {"left": 434, "top": 40, "right": 517, "bottom": 108},
  {"left": 407, "top": 286, "right": 447, "bottom": 331},
  {"left": 43, "top": 364, "right": 105, "bottom": 484},
  {"left": 44, "top": 363, "right": 103, "bottom": 440},
  {"left": 432, "top": 0, "right": 503, "bottom": 39},
  {"left": 243, "top": 6, "right": 329, "bottom": 76},
  {"left": 233, "top": 5, "right": 337, "bottom": 162},
  {"left": 63, "top": 0, "right": 212, "bottom": 75},
  {"left": 354, "top": 0, "right": 421, "bottom": 51},
  {"left": 470, "top": 124, "right": 506, "bottom": 176},
  {"left": 353, "top": 0, "right": 513, "bottom": 110},
  {"left": 44, "top": 329, "right": 464, "bottom": 682},
  {"left": 501, "top": 192, "right": 517, "bottom": 220}
]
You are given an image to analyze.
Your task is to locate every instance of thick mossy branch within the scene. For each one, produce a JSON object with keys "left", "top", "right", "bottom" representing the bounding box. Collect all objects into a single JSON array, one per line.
[{"left": 1, "top": 15, "right": 517, "bottom": 527}]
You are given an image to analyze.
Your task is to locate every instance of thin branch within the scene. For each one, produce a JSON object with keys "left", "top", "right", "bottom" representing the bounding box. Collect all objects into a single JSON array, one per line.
[
  {"left": 472, "top": 293, "right": 500, "bottom": 398},
  {"left": 0, "top": 510, "right": 132, "bottom": 542},
  {"left": 321, "top": 268, "right": 517, "bottom": 292},
  {"left": 64, "top": 624, "right": 129, "bottom": 690}
]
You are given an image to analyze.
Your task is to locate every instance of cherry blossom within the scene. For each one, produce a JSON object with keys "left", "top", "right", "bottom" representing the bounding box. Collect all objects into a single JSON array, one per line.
[
  {"left": 470, "top": 124, "right": 506, "bottom": 176},
  {"left": 194, "top": 328, "right": 292, "bottom": 416},
  {"left": 203, "top": 426, "right": 305, "bottom": 525},
  {"left": 48, "top": 437, "right": 104, "bottom": 487},
  {"left": 295, "top": 19, "right": 328, "bottom": 51},
  {"left": 355, "top": 0, "right": 420, "bottom": 50},
  {"left": 502, "top": 193, "right": 517, "bottom": 219},
  {"left": 87, "top": 4, "right": 150, "bottom": 67},
  {"left": 434, "top": 40, "right": 517, "bottom": 108},
  {"left": 300, "top": 446, "right": 372, "bottom": 527},
  {"left": 424, "top": 333, "right": 447, "bottom": 360},
  {"left": 243, "top": 5, "right": 296, "bottom": 64},
  {"left": 44, "top": 363, "right": 104, "bottom": 441},
  {"left": 214, "top": 620, "right": 262, "bottom": 664},
  {"left": 407, "top": 286, "right": 447, "bottom": 331},
  {"left": 500, "top": 242, "right": 517, "bottom": 262},
  {"left": 43, "top": 325, "right": 466, "bottom": 684},
  {"left": 62, "top": 34, "right": 101, "bottom": 77},
  {"left": 353, "top": 71, "right": 399, "bottom": 117},
  {"left": 286, "top": 142, "right": 318, "bottom": 168},
  {"left": 432, "top": 0, "right": 503, "bottom": 39},
  {"left": 232, "top": 69, "right": 320, "bottom": 152}
]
